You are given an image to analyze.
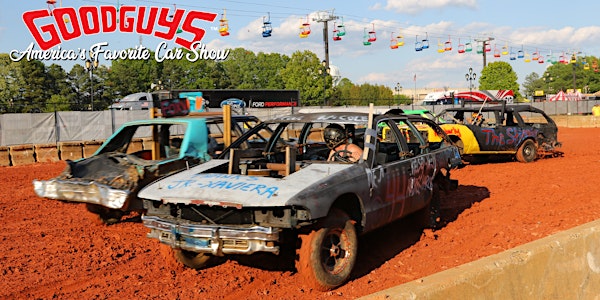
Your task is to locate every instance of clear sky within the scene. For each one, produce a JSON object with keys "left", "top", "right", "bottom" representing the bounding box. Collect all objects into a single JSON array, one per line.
[{"left": 1, "top": 0, "right": 599, "bottom": 93}]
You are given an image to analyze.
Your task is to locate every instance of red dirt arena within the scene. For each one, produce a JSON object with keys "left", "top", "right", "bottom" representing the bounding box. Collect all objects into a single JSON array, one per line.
[{"left": 1, "top": 127, "right": 599, "bottom": 299}]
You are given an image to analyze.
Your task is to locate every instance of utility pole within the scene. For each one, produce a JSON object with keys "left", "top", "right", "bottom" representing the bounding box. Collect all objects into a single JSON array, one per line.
[
  {"left": 313, "top": 10, "right": 338, "bottom": 106},
  {"left": 474, "top": 37, "right": 495, "bottom": 69},
  {"left": 313, "top": 10, "right": 338, "bottom": 69}
]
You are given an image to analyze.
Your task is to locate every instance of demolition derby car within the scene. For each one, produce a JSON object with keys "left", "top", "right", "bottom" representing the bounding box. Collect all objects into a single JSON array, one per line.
[
  {"left": 33, "top": 114, "right": 261, "bottom": 224},
  {"left": 139, "top": 111, "right": 462, "bottom": 290},
  {"left": 436, "top": 104, "right": 562, "bottom": 163}
]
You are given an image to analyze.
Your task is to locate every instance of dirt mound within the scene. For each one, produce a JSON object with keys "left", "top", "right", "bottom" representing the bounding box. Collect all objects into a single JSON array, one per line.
[{"left": 1, "top": 127, "right": 599, "bottom": 299}]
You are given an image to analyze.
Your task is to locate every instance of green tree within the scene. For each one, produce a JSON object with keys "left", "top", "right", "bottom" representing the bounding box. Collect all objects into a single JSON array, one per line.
[
  {"left": 330, "top": 78, "right": 353, "bottom": 106},
  {"left": 358, "top": 83, "right": 379, "bottom": 105},
  {"left": 19, "top": 59, "right": 49, "bottom": 112},
  {"left": 45, "top": 94, "right": 71, "bottom": 112},
  {"left": 107, "top": 55, "right": 159, "bottom": 96},
  {"left": 528, "top": 56, "right": 600, "bottom": 97},
  {"left": 479, "top": 61, "right": 520, "bottom": 98},
  {"left": 92, "top": 65, "right": 111, "bottom": 110},
  {"left": 280, "top": 50, "right": 327, "bottom": 106},
  {"left": 0, "top": 54, "right": 24, "bottom": 113},
  {"left": 68, "top": 64, "right": 92, "bottom": 110},
  {"left": 521, "top": 72, "right": 542, "bottom": 99},
  {"left": 254, "top": 52, "right": 288, "bottom": 89},
  {"left": 549, "top": 56, "right": 599, "bottom": 93},
  {"left": 44, "top": 64, "right": 72, "bottom": 112},
  {"left": 220, "top": 48, "right": 258, "bottom": 89}
]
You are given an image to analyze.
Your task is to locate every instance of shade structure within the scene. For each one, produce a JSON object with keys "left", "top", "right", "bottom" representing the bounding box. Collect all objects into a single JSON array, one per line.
[
  {"left": 548, "top": 90, "right": 581, "bottom": 101},
  {"left": 548, "top": 90, "right": 568, "bottom": 101}
]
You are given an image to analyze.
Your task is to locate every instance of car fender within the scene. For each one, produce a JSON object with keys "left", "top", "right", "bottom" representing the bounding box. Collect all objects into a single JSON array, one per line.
[{"left": 440, "top": 124, "right": 480, "bottom": 154}]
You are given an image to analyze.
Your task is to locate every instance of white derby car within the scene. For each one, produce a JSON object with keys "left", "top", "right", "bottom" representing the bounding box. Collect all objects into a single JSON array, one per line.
[{"left": 139, "top": 111, "right": 462, "bottom": 290}]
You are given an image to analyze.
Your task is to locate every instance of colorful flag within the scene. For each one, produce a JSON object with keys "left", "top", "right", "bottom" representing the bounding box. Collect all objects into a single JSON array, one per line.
[{"left": 413, "top": 74, "right": 416, "bottom": 82}]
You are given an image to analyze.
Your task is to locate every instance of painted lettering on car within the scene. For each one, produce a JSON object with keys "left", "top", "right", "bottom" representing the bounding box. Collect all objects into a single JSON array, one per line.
[{"left": 166, "top": 173, "right": 278, "bottom": 198}]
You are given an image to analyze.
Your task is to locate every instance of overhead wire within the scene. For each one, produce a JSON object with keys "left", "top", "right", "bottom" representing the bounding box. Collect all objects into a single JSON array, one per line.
[{"left": 74, "top": 0, "right": 592, "bottom": 59}]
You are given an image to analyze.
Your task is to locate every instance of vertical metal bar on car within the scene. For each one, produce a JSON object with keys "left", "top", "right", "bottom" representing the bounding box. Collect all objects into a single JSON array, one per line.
[
  {"left": 223, "top": 104, "right": 232, "bottom": 147},
  {"left": 362, "top": 103, "right": 375, "bottom": 161}
]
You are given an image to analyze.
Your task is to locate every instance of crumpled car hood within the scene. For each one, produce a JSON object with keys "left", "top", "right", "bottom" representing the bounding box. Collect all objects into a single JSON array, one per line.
[
  {"left": 57, "top": 153, "right": 146, "bottom": 191},
  {"left": 138, "top": 159, "right": 354, "bottom": 207}
]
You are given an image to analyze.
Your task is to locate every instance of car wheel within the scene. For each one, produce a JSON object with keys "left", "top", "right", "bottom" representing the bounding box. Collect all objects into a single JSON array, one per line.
[
  {"left": 516, "top": 140, "right": 537, "bottom": 163},
  {"left": 296, "top": 208, "right": 358, "bottom": 291},
  {"left": 86, "top": 204, "right": 124, "bottom": 225},
  {"left": 173, "top": 249, "right": 214, "bottom": 269}
]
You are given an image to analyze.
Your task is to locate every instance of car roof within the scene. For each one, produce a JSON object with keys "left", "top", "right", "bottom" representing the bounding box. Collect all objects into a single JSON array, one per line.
[
  {"left": 122, "top": 115, "right": 258, "bottom": 126},
  {"left": 265, "top": 111, "right": 429, "bottom": 126},
  {"left": 441, "top": 105, "right": 543, "bottom": 113},
  {"left": 119, "top": 92, "right": 151, "bottom": 102}
]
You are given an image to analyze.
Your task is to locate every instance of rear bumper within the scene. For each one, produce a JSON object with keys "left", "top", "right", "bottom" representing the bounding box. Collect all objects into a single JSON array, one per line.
[{"left": 142, "top": 215, "right": 280, "bottom": 255}]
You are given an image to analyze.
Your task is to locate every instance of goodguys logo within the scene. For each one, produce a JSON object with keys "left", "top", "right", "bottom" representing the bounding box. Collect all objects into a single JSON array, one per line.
[{"left": 11, "top": 5, "right": 230, "bottom": 62}]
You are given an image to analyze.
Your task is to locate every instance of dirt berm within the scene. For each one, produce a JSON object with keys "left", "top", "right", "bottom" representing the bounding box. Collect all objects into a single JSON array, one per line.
[{"left": 363, "top": 218, "right": 600, "bottom": 299}]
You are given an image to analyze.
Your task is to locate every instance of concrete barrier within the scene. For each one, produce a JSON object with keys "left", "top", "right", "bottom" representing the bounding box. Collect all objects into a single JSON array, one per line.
[
  {"left": 0, "top": 146, "right": 10, "bottom": 166},
  {"left": 58, "top": 142, "right": 83, "bottom": 161},
  {"left": 362, "top": 219, "right": 600, "bottom": 299},
  {"left": 34, "top": 143, "right": 60, "bottom": 163},
  {"left": 9, "top": 144, "right": 36, "bottom": 166},
  {"left": 83, "top": 140, "right": 104, "bottom": 158}
]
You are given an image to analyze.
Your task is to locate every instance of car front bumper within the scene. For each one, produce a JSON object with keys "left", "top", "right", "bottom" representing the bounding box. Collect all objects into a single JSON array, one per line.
[
  {"left": 142, "top": 215, "right": 280, "bottom": 255},
  {"left": 33, "top": 179, "right": 129, "bottom": 209}
]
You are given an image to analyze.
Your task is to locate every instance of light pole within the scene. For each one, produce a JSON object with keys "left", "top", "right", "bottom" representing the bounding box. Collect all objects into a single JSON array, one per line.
[
  {"left": 465, "top": 67, "right": 476, "bottom": 107},
  {"left": 318, "top": 60, "right": 330, "bottom": 106},
  {"left": 313, "top": 10, "right": 338, "bottom": 73},
  {"left": 543, "top": 72, "right": 553, "bottom": 100},
  {"left": 413, "top": 74, "right": 416, "bottom": 107},
  {"left": 571, "top": 53, "right": 578, "bottom": 93},
  {"left": 394, "top": 82, "right": 402, "bottom": 106},
  {"left": 85, "top": 59, "right": 99, "bottom": 110}
]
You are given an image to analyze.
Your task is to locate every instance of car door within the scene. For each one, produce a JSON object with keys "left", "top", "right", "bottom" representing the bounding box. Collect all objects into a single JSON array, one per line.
[
  {"left": 480, "top": 110, "right": 528, "bottom": 152},
  {"left": 469, "top": 110, "right": 518, "bottom": 152},
  {"left": 367, "top": 118, "right": 427, "bottom": 229},
  {"left": 397, "top": 118, "right": 436, "bottom": 215}
]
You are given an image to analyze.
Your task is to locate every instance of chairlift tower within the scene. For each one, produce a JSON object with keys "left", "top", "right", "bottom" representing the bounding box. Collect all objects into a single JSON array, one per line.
[
  {"left": 313, "top": 10, "right": 338, "bottom": 70},
  {"left": 475, "top": 36, "right": 495, "bottom": 68}
]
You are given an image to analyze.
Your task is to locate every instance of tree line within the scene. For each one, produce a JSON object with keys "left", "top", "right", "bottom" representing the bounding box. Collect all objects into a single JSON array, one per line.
[
  {"left": 3, "top": 46, "right": 597, "bottom": 113},
  {"left": 0, "top": 48, "right": 412, "bottom": 113},
  {"left": 521, "top": 56, "right": 600, "bottom": 98}
]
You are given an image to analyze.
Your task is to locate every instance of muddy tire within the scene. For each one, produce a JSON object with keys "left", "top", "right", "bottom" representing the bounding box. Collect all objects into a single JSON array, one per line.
[
  {"left": 516, "top": 140, "right": 537, "bottom": 163},
  {"left": 86, "top": 204, "right": 124, "bottom": 225},
  {"left": 296, "top": 208, "right": 358, "bottom": 291},
  {"left": 173, "top": 250, "right": 214, "bottom": 270}
]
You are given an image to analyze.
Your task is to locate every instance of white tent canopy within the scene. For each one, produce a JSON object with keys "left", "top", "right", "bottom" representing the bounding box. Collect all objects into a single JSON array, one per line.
[{"left": 548, "top": 90, "right": 581, "bottom": 101}]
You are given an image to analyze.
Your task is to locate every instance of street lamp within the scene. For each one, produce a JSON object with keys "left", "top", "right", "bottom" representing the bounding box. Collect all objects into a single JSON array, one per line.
[
  {"left": 465, "top": 67, "right": 476, "bottom": 107},
  {"left": 318, "top": 60, "right": 330, "bottom": 106},
  {"left": 571, "top": 53, "right": 578, "bottom": 93},
  {"left": 84, "top": 58, "right": 99, "bottom": 110},
  {"left": 394, "top": 82, "right": 402, "bottom": 106}
]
